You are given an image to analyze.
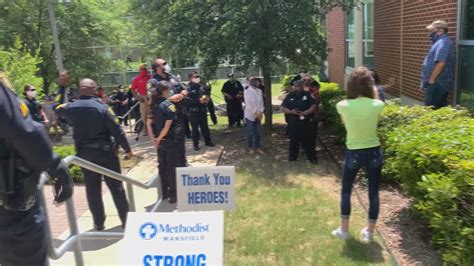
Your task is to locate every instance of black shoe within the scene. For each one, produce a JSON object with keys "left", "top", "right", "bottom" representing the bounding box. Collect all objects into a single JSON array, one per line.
[
  {"left": 186, "top": 134, "right": 192, "bottom": 139},
  {"left": 95, "top": 225, "right": 105, "bottom": 231},
  {"left": 310, "top": 159, "right": 319, "bottom": 164},
  {"left": 236, "top": 124, "right": 242, "bottom": 127},
  {"left": 205, "top": 142, "right": 215, "bottom": 147},
  {"left": 168, "top": 198, "right": 177, "bottom": 204},
  {"left": 289, "top": 158, "right": 297, "bottom": 162},
  {"left": 194, "top": 146, "right": 200, "bottom": 151}
]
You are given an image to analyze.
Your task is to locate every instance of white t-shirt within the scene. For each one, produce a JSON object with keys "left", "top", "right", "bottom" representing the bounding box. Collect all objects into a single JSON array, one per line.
[{"left": 244, "top": 86, "right": 264, "bottom": 121}]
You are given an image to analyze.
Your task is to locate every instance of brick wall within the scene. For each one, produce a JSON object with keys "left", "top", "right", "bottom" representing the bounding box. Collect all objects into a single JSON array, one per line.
[
  {"left": 374, "top": 0, "right": 458, "bottom": 102},
  {"left": 326, "top": 7, "right": 346, "bottom": 88}
]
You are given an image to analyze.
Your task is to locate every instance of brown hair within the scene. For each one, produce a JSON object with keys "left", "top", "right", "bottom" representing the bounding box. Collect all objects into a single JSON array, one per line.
[
  {"left": 346, "top": 66, "right": 375, "bottom": 99},
  {"left": 148, "top": 81, "right": 170, "bottom": 120}
]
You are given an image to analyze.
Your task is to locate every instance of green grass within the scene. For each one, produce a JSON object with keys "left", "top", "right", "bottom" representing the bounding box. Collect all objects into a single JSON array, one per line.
[
  {"left": 210, "top": 79, "right": 284, "bottom": 105},
  {"left": 210, "top": 124, "right": 395, "bottom": 265}
]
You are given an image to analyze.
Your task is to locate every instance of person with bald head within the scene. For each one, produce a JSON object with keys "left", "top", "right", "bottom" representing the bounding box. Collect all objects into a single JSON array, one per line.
[{"left": 56, "top": 78, "right": 133, "bottom": 230}]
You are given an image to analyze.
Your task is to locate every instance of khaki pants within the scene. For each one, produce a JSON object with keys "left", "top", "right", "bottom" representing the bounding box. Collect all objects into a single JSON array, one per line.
[{"left": 139, "top": 96, "right": 149, "bottom": 135}]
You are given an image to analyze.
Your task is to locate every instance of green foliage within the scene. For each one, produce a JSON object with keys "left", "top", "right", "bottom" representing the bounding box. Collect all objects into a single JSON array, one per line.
[
  {"left": 319, "top": 83, "right": 346, "bottom": 141},
  {"left": 53, "top": 145, "right": 84, "bottom": 183},
  {"left": 376, "top": 104, "right": 474, "bottom": 264},
  {"left": 0, "top": 38, "right": 43, "bottom": 97}
]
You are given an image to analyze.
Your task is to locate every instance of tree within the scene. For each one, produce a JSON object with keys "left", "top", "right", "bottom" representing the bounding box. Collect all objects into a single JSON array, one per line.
[
  {"left": 132, "top": 0, "right": 358, "bottom": 129},
  {"left": 0, "top": 37, "right": 43, "bottom": 96},
  {"left": 0, "top": 0, "right": 136, "bottom": 94}
]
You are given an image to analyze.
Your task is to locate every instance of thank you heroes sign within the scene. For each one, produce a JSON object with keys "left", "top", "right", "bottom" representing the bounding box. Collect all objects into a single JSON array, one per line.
[
  {"left": 121, "top": 211, "right": 224, "bottom": 265},
  {"left": 177, "top": 166, "right": 236, "bottom": 211}
]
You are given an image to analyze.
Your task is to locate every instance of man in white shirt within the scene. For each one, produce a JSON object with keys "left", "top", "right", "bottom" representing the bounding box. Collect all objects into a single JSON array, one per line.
[{"left": 244, "top": 78, "right": 265, "bottom": 154}]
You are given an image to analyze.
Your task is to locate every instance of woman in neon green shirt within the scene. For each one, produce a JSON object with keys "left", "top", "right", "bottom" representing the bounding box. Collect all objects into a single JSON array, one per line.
[{"left": 332, "top": 66, "right": 384, "bottom": 242}]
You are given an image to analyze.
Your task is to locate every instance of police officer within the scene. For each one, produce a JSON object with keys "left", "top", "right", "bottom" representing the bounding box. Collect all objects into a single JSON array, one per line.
[
  {"left": 0, "top": 72, "right": 74, "bottom": 266},
  {"left": 203, "top": 80, "right": 218, "bottom": 125},
  {"left": 56, "top": 78, "right": 133, "bottom": 230},
  {"left": 109, "top": 86, "right": 129, "bottom": 126},
  {"left": 23, "top": 84, "right": 49, "bottom": 124},
  {"left": 281, "top": 80, "right": 318, "bottom": 164},
  {"left": 222, "top": 73, "right": 244, "bottom": 127},
  {"left": 146, "top": 80, "right": 184, "bottom": 203},
  {"left": 54, "top": 70, "right": 73, "bottom": 134},
  {"left": 151, "top": 58, "right": 189, "bottom": 164},
  {"left": 185, "top": 71, "right": 215, "bottom": 151}
]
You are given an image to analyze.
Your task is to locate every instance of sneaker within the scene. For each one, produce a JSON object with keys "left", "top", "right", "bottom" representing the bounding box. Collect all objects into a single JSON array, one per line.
[
  {"left": 256, "top": 149, "right": 264, "bottom": 155},
  {"left": 360, "top": 227, "right": 373, "bottom": 242},
  {"left": 331, "top": 227, "right": 350, "bottom": 240},
  {"left": 193, "top": 146, "right": 200, "bottom": 151},
  {"left": 248, "top": 149, "right": 255, "bottom": 155},
  {"left": 94, "top": 225, "right": 105, "bottom": 231}
]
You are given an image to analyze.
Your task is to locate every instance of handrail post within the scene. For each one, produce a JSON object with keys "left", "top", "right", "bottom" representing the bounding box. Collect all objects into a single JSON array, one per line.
[
  {"left": 126, "top": 182, "right": 136, "bottom": 212},
  {"left": 66, "top": 197, "right": 84, "bottom": 266}
]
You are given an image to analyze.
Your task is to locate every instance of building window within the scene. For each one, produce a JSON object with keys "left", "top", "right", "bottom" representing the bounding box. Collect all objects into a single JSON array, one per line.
[
  {"left": 346, "top": 10, "right": 355, "bottom": 68},
  {"left": 459, "top": 0, "right": 474, "bottom": 111},
  {"left": 345, "top": 1, "right": 374, "bottom": 69}
]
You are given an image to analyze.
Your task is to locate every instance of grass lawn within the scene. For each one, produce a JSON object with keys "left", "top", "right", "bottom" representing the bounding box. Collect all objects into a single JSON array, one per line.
[
  {"left": 210, "top": 117, "right": 395, "bottom": 265},
  {"left": 210, "top": 79, "right": 285, "bottom": 105}
]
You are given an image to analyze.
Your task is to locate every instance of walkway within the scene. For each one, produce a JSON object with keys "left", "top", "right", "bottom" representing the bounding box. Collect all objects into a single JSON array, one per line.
[{"left": 47, "top": 134, "right": 223, "bottom": 265}]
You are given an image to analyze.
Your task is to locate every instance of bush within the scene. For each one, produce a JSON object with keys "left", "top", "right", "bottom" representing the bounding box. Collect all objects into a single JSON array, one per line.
[
  {"left": 319, "top": 82, "right": 346, "bottom": 141},
  {"left": 53, "top": 145, "right": 84, "bottom": 183},
  {"left": 377, "top": 104, "right": 474, "bottom": 264}
]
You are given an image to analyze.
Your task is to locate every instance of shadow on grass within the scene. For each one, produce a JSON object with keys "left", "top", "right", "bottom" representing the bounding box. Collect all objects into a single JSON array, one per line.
[{"left": 342, "top": 238, "right": 386, "bottom": 264}]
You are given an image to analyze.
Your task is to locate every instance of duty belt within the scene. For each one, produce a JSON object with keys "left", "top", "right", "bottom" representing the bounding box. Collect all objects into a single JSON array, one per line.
[{"left": 188, "top": 107, "right": 205, "bottom": 112}]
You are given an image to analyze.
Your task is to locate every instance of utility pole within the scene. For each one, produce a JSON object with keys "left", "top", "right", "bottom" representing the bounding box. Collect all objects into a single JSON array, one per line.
[{"left": 48, "top": 0, "right": 65, "bottom": 73}]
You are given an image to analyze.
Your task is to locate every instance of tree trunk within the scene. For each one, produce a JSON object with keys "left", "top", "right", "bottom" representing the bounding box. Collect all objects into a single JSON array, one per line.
[{"left": 262, "top": 62, "right": 272, "bottom": 130}]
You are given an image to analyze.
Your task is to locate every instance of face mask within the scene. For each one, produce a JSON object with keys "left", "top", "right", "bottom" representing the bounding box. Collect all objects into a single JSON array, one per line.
[
  {"left": 26, "top": 91, "right": 36, "bottom": 98},
  {"left": 164, "top": 64, "right": 172, "bottom": 73},
  {"left": 192, "top": 78, "right": 201, "bottom": 84}
]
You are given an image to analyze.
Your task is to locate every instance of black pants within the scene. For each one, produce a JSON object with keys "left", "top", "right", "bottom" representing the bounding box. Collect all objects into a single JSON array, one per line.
[
  {"left": 115, "top": 106, "right": 128, "bottom": 126},
  {"left": 288, "top": 119, "right": 317, "bottom": 161},
  {"left": 157, "top": 139, "right": 182, "bottom": 199},
  {"left": 189, "top": 112, "right": 212, "bottom": 147},
  {"left": 226, "top": 100, "right": 243, "bottom": 126},
  {"left": 0, "top": 201, "right": 48, "bottom": 266},
  {"left": 78, "top": 149, "right": 129, "bottom": 227},
  {"left": 208, "top": 98, "right": 218, "bottom": 124},
  {"left": 177, "top": 113, "right": 188, "bottom": 165}
]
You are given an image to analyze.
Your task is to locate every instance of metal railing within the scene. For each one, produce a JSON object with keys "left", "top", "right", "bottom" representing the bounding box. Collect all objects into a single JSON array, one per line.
[
  {"left": 116, "top": 102, "right": 142, "bottom": 134},
  {"left": 39, "top": 155, "right": 162, "bottom": 266}
]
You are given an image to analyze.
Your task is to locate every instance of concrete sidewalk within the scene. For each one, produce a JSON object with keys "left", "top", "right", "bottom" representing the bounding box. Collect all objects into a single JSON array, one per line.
[{"left": 50, "top": 135, "right": 223, "bottom": 265}]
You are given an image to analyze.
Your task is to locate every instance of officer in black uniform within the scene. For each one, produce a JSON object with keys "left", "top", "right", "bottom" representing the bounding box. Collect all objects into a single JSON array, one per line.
[
  {"left": 222, "top": 73, "right": 244, "bottom": 127},
  {"left": 56, "top": 78, "right": 133, "bottom": 230},
  {"left": 281, "top": 80, "right": 318, "bottom": 164},
  {"left": 185, "top": 71, "right": 215, "bottom": 151},
  {"left": 151, "top": 58, "right": 189, "bottom": 165},
  {"left": 147, "top": 80, "right": 184, "bottom": 203},
  {"left": 54, "top": 71, "right": 73, "bottom": 133},
  {"left": 203, "top": 81, "right": 218, "bottom": 125},
  {"left": 109, "top": 86, "right": 129, "bottom": 126},
  {"left": 0, "top": 72, "right": 74, "bottom": 266}
]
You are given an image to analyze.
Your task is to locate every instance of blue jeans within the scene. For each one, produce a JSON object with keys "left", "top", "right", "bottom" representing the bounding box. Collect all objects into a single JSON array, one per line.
[
  {"left": 245, "top": 118, "right": 261, "bottom": 149},
  {"left": 424, "top": 82, "right": 448, "bottom": 109},
  {"left": 341, "top": 146, "right": 383, "bottom": 223}
]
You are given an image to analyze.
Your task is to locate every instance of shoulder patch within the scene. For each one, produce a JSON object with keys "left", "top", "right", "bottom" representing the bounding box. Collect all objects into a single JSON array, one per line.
[
  {"left": 168, "top": 104, "right": 176, "bottom": 112},
  {"left": 19, "top": 100, "right": 29, "bottom": 118},
  {"left": 107, "top": 107, "right": 120, "bottom": 124},
  {"left": 56, "top": 103, "right": 67, "bottom": 110}
]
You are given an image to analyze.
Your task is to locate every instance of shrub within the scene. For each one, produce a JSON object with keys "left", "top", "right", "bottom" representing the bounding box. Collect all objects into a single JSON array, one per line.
[
  {"left": 377, "top": 104, "right": 473, "bottom": 264},
  {"left": 53, "top": 145, "right": 84, "bottom": 183},
  {"left": 319, "top": 82, "right": 346, "bottom": 141}
]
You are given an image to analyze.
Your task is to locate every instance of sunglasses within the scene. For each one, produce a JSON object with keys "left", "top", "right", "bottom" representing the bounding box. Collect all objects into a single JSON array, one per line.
[{"left": 28, "top": 89, "right": 36, "bottom": 91}]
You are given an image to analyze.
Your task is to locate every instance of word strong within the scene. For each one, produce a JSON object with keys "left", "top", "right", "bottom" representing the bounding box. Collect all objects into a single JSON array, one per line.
[{"left": 177, "top": 166, "right": 236, "bottom": 211}]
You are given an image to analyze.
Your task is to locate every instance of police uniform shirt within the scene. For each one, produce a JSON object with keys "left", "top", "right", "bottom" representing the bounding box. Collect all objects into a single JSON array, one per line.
[
  {"left": 153, "top": 73, "right": 186, "bottom": 112},
  {"left": 281, "top": 91, "right": 317, "bottom": 113},
  {"left": 185, "top": 83, "right": 207, "bottom": 112},
  {"left": 24, "top": 98, "right": 44, "bottom": 122},
  {"left": 0, "top": 82, "right": 62, "bottom": 173},
  {"left": 222, "top": 80, "right": 244, "bottom": 98},
  {"left": 151, "top": 98, "right": 178, "bottom": 138},
  {"left": 55, "top": 96, "right": 131, "bottom": 153}
]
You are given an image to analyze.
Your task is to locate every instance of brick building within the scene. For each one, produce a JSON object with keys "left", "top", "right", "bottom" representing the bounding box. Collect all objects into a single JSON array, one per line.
[{"left": 326, "top": 0, "right": 473, "bottom": 108}]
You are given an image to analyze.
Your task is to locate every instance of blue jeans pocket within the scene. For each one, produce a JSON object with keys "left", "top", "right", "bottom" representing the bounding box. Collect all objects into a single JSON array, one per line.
[
  {"left": 345, "top": 151, "right": 362, "bottom": 169},
  {"left": 368, "top": 148, "right": 384, "bottom": 168}
]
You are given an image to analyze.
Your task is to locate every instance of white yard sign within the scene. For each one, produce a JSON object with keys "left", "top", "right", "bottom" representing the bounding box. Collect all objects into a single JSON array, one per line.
[
  {"left": 121, "top": 211, "right": 224, "bottom": 266},
  {"left": 176, "top": 166, "right": 236, "bottom": 212}
]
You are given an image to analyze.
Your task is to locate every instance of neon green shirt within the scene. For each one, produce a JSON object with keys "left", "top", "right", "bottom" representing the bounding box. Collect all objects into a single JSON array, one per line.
[{"left": 336, "top": 97, "right": 384, "bottom": 150}]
